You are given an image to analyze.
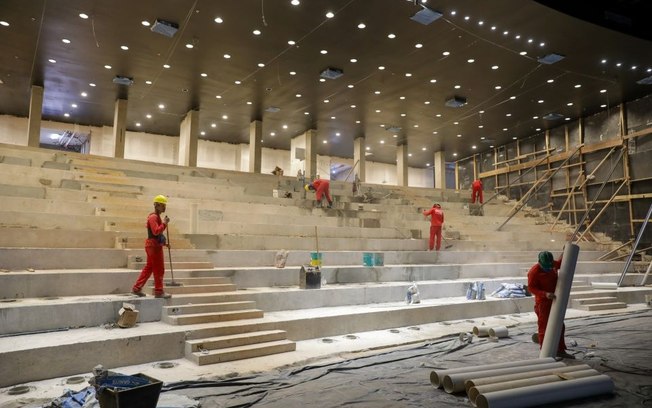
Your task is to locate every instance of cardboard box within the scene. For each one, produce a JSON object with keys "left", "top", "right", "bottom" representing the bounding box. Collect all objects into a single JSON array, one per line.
[{"left": 117, "top": 303, "right": 139, "bottom": 328}]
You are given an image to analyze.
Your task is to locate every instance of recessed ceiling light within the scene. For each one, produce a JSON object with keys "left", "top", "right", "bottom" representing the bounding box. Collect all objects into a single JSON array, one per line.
[
  {"left": 62, "top": 38, "right": 71, "bottom": 44},
  {"left": 320, "top": 49, "right": 328, "bottom": 54},
  {"left": 350, "top": 105, "right": 356, "bottom": 108},
  {"left": 472, "top": 145, "right": 477, "bottom": 149},
  {"left": 453, "top": 153, "right": 458, "bottom": 156},
  {"left": 601, "top": 104, "right": 607, "bottom": 108},
  {"left": 451, "top": 10, "right": 457, "bottom": 15},
  {"left": 426, "top": 163, "right": 431, "bottom": 167},
  {"left": 290, "top": 71, "right": 297, "bottom": 75},
  {"left": 601, "top": 59, "right": 607, "bottom": 64},
  {"left": 291, "top": 0, "right": 300, "bottom": 5},
  {"left": 567, "top": 102, "right": 573, "bottom": 106},
  {"left": 200, "top": 131, "right": 206, "bottom": 136},
  {"left": 366, "top": 146, "right": 370, "bottom": 151},
  {"left": 158, "top": 104, "right": 165, "bottom": 109},
  {"left": 163, "top": 64, "right": 170, "bottom": 68},
  {"left": 422, "top": 147, "right": 427, "bottom": 151},
  {"left": 503, "top": 30, "right": 509, "bottom": 35},
  {"left": 565, "top": 117, "right": 571, "bottom": 121},
  {"left": 388, "top": 33, "right": 396, "bottom": 39},
  {"left": 185, "top": 43, "right": 194, "bottom": 49},
  {"left": 443, "top": 51, "right": 450, "bottom": 56},
  {"left": 491, "top": 65, "right": 499, "bottom": 70},
  {"left": 323, "top": 140, "right": 328, "bottom": 144},
  {"left": 120, "top": 45, "right": 129, "bottom": 51},
  {"left": 574, "top": 84, "right": 581, "bottom": 88},
  {"left": 135, "top": 122, "right": 141, "bottom": 127},
  {"left": 215, "top": 95, "right": 222, "bottom": 99},
  {"left": 319, "top": 78, "right": 325, "bottom": 82},
  {"left": 79, "top": 13, "right": 89, "bottom": 19},
  {"left": 539, "top": 42, "right": 545, "bottom": 47},
  {"left": 374, "top": 91, "right": 381, "bottom": 94},
  {"left": 478, "top": 21, "right": 484, "bottom": 25},
  {"left": 405, "top": 73, "right": 412, "bottom": 77},
  {"left": 378, "top": 66, "right": 385, "bottom": 70},
  {"left": 503, "top": 128, "right": 508, "bottom": 131},
  {"left": 326, "top": 11, "right": 334, "bottom": 18},
  {"left": 146, "top": 114, "right": 152, "bottom": 119},
  {"left": 515, "top": 34, "right": 521, "bottom": 39},
  {"left": 380, "top": 140, "right": 385, "bottom": 144},
  {"left": 295, "top": 93, "right": 301, "bottom": 98},
  {"left": 509, "top": 96, "right": 516, "bottom": 100},
  {"left": 336, "top": 132, "right": 341, "bottom": 136},
  {"left": 533, "top": 116, "right": 539, "bottom": 119},
  {"left": 271, "top": 131, "right": 276, "bottom": 136},
  {"left": 495, "top": 85, "right": 502, "bottom": 90},
  {"left": 393, "top": 134, "right": 398, "bottom": 138},
  {"left": 616, "top": 62, "right": 622, "bottom": 67},
  {"left": 408, "top": 153, "right": 412, "bottom": 157},
  {"left": 48, "top": 59, "right": 56, "bottom": 63},
  {"left": 71, "top": 103, "right": 77, "bottom": 108},
  {"left": 536, "top": 128, "right": 541, "bottom": 131},
  {"left": 104, "top": 65, "right": 112, "bottom": 69},
  {"left": 401, "top": 113, "right": 407, "bottom": 116},
  {"left": 415, "top": 43, "right": 423, "bottom": 48},
  {"left": 600, "top": 89, "right": 607, "bottom": 93},
  {"left": 453, "top": 121, "right": 459, "bottom": 125},
  {"left": 214, "top": 17, "right": 223, "bottom": 24},
  {"left": 478, "top": 125, "right": 484, "bottom": 128},
  {"left": 547, "top": 79, "right": 554, "bottom": 83},
  {"left": 324, "top": 99, "right": 330, "bottom": 103},
  {"left": 141, "top": 20, "right": 150, "bottom": 27},
  {"left": 506, "top": 113, "right": 512, "bottom": 117},
  {"left": 467, "top": 59, "right": 475, "bottom": 63},
  {"left": 454, "top": 85, "right": 461, "bottom": 89},
  {"left": 89, "top": 83, "right": 96, "bottom": 87},
  {"left": 528, "top": 38, "right": 533, "bottom": 43},
  {"left": 222, "top": 115, "right": 229, "bottom": 120},
  {"left": 424, "top": 101, "right": 430, "bottom": 104},
  {"left": 491, "top": 26, "right": 496, "bottom": 30},
  {"left": 246, "top": 101, "right": 252, "bottom": 105},
  {"left": 413, "top": 124, "right": 419, "bottom": 128},
  {"left": 538, "top": 100, "right": 544, "bottom": 103},
  {"left": 282, "top": 124, "right": 288, "bottom": 129},
  {"left": 258, "top": 63, "right": 265, "bottom": 67},
  {"left": 464, "top": 16, "right": 470, "bottom": 21},
  {"left": 201, "top": 73, "right": 208, "bottom": 77},
  {"left": 224, "top": 54, "right": 231, "bottom": 59},
  {"left": 288, "top": 40, "right": 296, "bottom": 45},
  {"left": 234, "top": 80, "right": 241, "bottom": 84},
  {"left": 631, "top": 66, "right": 637, "bottom": 70},
  {"left": 436, "top": 114, "right": 442, "bottom": 117},
  {"left": 64, "top": 113, "right": 70, "bottom": 118},
  {"left": 430, "top": 79, "right": 437, "bottom": 83},
  {"left": 348, "top": 84, "right": 354, "bottom": 88},
  {"left": 375, "top": 109, "right": 381, "bottom": 113},
  {"left": 253, "top": 29, "right": 261, "bottom": 35},
  {"left": 358, "top": 23, "right": 366, "bottom": 29},
  {"left": 350, "top": 58, "right": 357, "bottom": 63}
]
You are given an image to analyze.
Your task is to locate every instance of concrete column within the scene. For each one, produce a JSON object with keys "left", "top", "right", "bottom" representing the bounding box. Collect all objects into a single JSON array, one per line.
[
  {"left": 397, "top": 144, "right": 408, "bottom": 186},
  {"left": 434, "top": 150, "right": 446, "bottom": 190},
  {"left": 305, "top": 129, "right": 317, "bottom": 179},
  {"left": 248, "top": 120, "right": 262, "bottom": 173},
  {"left": 26, "top": 85, "right": 44, "bottom": 148},
  {"left": 112, "top": 99, "right": 128, "bottom": 158},
  {"left": 178, "top": 109, "right": 199, "bottom": 167},
  {"left": 354, "top": 136, "right": 366, "bottom": 182}
]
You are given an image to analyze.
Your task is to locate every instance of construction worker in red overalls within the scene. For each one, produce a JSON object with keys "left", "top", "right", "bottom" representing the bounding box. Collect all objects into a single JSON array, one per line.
[
  {"left": 527, "top": 251, "right": 575, "bottom": 359},
  {"left": 422, "top": 203, "right": 444, "bottom": 251},
  {"left": 132, "top": 195, "right": 172, "bottom": 299},
  {"left": 471, "top": 179, "right": 483, "bottom": 204},
  {"left": 305, "top": 179, "right": 333, "bottom": 208}
]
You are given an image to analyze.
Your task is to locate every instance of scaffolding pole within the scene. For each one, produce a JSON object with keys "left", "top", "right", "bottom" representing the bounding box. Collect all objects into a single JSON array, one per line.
[
  {"left": 617, "top": 203, "right": 652, "bottom": 287},
  {"left": 576, "top": 179, "right": 627, "bottom": 241}
]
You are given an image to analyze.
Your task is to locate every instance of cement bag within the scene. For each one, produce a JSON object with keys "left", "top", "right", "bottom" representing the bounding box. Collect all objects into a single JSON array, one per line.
[{"left": 275, "top": 250, "right": 289, "bottom": 268}]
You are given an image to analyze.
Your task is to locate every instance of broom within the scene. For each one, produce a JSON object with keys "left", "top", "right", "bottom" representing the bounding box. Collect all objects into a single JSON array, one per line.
[{"left": 165, "top": 228, "right": 182, "bottom": 286}]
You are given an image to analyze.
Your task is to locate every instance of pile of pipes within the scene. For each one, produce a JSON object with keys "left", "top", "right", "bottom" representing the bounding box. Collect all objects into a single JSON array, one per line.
[{"left": 429, "top": 357, "right": 614, "bottom": 407}]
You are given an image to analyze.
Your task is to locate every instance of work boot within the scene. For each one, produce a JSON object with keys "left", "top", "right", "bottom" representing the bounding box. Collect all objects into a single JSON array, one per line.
[
  {"left": 155, "top": 292, "right": 172, "bottom": 299},
  {"left": 556, "top": 351, "right": 576, "bottom": 360},
  {"left": 327, "top": 202, "right": 333, "bottom": 208},
  {"left": 131, "top": 290, "right": 146, "bottom": 297}
]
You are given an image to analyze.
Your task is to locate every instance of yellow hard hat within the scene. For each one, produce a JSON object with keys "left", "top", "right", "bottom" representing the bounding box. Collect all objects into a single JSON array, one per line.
[
  {"left": 304, "top": 184, "right": 310, "bottom": 192},
  {"left": 153, "top": 195, "right": 168, "bottom": 204}
]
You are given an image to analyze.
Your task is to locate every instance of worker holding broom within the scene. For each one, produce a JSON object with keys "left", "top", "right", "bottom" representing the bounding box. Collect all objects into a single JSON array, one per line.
[
  {"left": 305, "top": 178, "right": 333, "bottom": 208},
  {"left": 131, "top": 195, "right": 172, "bottom": 299},
  {"left": 423, "top": 203, "right": 444, "bottom": 251}
]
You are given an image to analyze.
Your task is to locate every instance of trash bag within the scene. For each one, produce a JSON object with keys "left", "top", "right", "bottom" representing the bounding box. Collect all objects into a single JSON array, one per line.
[
  {"left": 406, "top": 282, "right": 420, "bottom": 304},
  {"left": 275, "top": 250, "right": 289, "bottom": 268}
]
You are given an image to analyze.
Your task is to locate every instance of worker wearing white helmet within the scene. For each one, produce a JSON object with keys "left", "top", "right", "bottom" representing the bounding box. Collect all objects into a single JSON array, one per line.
[{"left": 132, "top": 195, "right": 172, "bottom": 299}]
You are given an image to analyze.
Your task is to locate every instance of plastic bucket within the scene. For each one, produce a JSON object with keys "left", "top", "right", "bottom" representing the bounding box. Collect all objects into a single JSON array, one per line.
[
  {"left": 310, "top": 252, "right": 322, "bottom": 267},
  {"left": 362, "top": 252, "right": 374, "bottom": 267},
  {"left": 373, "top": 253, "right": 384, "bottom": 266}
]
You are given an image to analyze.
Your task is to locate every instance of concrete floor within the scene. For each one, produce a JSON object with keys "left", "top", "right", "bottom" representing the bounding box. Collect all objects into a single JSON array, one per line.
[{"left": 1, "top": 304, "right": 647, "bottom": 407}]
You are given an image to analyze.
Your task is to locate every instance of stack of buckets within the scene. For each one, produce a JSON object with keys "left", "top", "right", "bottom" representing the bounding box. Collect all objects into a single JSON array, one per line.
[{"left": 363, "top": 252, "right": 384, "bottom": 267}]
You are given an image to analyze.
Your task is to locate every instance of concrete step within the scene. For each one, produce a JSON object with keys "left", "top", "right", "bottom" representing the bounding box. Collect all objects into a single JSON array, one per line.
[
  {"left": 132, "top": 261, "right": 214, "bottom": 269},
  {"left": 164, "top": 277, "right": 232, "bottom": 285},
  {"left": 164, "top": 309, "right": 264, "bottom": 325},
  {"left": 572, "top": 296, "right": 619, "bottom": 307},
  {"left": 570, "top": 285, "right": 594, "bottom": 292},
  {"left": 150, "top": 283, "right": 237, "bottom": 294},
  {"left": 163, "top": 301, "right": 257, "bottom": 316},
  {"left": 190, "top": 339, "right": 296, "bottom": 366},
  {"left": 118, "top": 236, "right": 195, "bottom": 250},
  {"left": 577, "top": 302, "right": 628, "bottom": 311},
  {"left": 186, "top": 329, "right": 289, "bottom": 353}
]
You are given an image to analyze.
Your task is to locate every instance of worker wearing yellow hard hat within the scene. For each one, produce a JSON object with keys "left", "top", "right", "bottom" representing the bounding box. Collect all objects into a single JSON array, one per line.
[
  {"left": 305, "top": 179, "right": 333, "bottom": 208},
  {"left": 132, "top": 194, "right": 172, "bottom": 299}
]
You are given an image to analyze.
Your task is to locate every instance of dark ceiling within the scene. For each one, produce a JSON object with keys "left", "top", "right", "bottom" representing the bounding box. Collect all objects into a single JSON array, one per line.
[{"left": 1, "top": 0, "right": 652, "bottom": 167}]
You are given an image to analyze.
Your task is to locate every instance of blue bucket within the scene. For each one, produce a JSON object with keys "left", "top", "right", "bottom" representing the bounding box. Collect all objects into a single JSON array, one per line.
[
  {"left": 310, "top": 252, "right": 322, "bottom": 267},
  {"left": 362, "top": 252, "right": 374, "bottom": 267},
  {"left": 373, "top": 253, "right": 384, "bottom": 266}
]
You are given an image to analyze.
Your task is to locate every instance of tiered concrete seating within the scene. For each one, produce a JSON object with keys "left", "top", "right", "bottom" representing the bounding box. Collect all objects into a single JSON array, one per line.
[{"left": 1, "top": 142, "right": 651, "bottom": 388}]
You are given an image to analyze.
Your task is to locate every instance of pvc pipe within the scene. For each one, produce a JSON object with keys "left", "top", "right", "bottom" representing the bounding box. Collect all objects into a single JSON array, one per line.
[
  {"left": 540, "top": 243, "right": 579, "bottom": 359},
  {"left": 465, "top": 364, "right": 593, "bottom": 392},
  {"left": 443, "top": 362, "right": 566, "bottom": 393},
  {"left": 473, "top": 326, "right": 490, "bottom": 337},
  {"left": 475, "top": 374, "right": 614, "bottom": 408},
  {"left": 468, "top": 369, "right": 600, "bottom": 406},
  {"left": 429, "top": 358, "right": 555, "bottom": 388},
  {"left": 488, "top": 326, "right": 508, "bottom": 338}
]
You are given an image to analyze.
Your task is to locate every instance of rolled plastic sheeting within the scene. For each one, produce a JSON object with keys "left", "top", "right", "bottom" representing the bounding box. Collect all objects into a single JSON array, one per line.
[
  {"left": 429, "top": 358, "right": 555, "bottom": 388},
  {"left": 488, "top": 326, "right": 508, "bottom": 338},
  {"left": 443, "top": 362, "right": 566, "bottom": 393},
  {"left": 540, "top": 243, "right": 579, "bottom": 359},
  {"left": 475, "top": 374, "right": 614, "bottom": 408},
  {"left": 468, "top": 369, "right": 600, "bottom": 406},
  {"left": 473, "top": 326, "right": 490, "bottom": 337},
  {"left": 465, "top": 363, "right": 593, "bottom": 392}
]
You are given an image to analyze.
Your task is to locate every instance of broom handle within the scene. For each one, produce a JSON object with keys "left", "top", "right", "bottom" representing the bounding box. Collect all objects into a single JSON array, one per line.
[
  {"left": 166, "top": 228, "right": 175, "bottom": 283},
  {"left": 315, "top": 226, "right": 319, "bottom": 256}
]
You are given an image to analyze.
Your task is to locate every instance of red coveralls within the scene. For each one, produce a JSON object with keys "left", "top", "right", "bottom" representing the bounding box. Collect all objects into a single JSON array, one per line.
[
  {"left": 132, "top": 213, "right": 167, "bottom": 295},
  {"left": 471, "top": 179, "right": 483, "bottom": 204},
  {"left": 527, "top": 258, "right": 567, "bottom": 353},
  {"left": 422, "top": 207, "right": 444, "bottom": 251},
  {"left": 312, "top": 179, "right": 332, "bottom": 204}
]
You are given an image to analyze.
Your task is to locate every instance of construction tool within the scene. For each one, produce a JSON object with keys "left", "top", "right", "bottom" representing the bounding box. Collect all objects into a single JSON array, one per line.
[
  {"left": 165, "top": 228, "right": 182, "bottom": 286},
  {"left": 442, "top": 235, "right": 454, "bottom": 250}
]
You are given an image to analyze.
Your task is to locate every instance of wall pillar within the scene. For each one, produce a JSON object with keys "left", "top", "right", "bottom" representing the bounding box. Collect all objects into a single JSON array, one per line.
[
  {"left": 26, "top": 85, "right": 44, "bottom": 148},
  {"left": 354, "top": 136, "right": 366, "bottom": 182},
  {"left": 112, "top": 99, "right": 128, "bottom": 158},
  {"left": 434, "top": 150, "right": 446, "bottom": 190},
  {"left": 397, "top": 143, "right": 408, "bottom": 186},
  {"left": 178, "top": 109, "right": 199, "bottom": 167},
  {"left": 305, "top": 129, "right": 317, "bottom": 179},
  {"left": 248, "top": 120, "right": 262, "bottom": 173}
]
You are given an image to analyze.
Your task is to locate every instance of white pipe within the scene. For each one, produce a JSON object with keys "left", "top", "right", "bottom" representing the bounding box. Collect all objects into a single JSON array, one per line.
[
  {"left": 429, "top": 358, "right": 555, "bottom": 388},
  {"left": 488, "top": 326, "right": 508, "bottom": 338},
  {"left": 473, "top": 326, "right": 490, "bottom": 337},
  {"left": 443, "top": 362, "right": 565, "bottom": 393},
  {"left": 465, "top": 363, "right": 593, "bottom": 392},
  {"left": 540, "top": 243, "right": 579, "bottom": 359},
  {"left": 468, "top": 369, "right": 600, "bottom": 406},
  {"left": 475, "top": 374, "right": 614, "bottom": 408}
]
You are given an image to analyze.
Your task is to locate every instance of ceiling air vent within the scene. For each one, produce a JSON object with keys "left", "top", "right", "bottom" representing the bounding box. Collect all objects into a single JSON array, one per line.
[
  {"left": 543, "top": 113, "right": 564, "bottom": 121},
  {"left": 538, "top": 53, "right": 565, "bottom": 65},
  {"left": 410, "top": 7, "right": 443, "bottom": 25},
  {"left": 112, "top": 76, "right": 134, "bottom": 86},
  {"left": 636, "top": 75, "right": 652, "bottom": 85},
  {"left": 445, "top": 96, "right": 467, "bottom": 108},
  {"left": 265, "top": 106, "right": 281, "bottom": 113},
  {"left": 320, "top": 67, "right": 343, "bottom": 80},
  {"left": 385, "top": 125, "right": 402, "bottom": 132},
  {"left": 151, "top": 19, "right": 179, "bottom": 38}
]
